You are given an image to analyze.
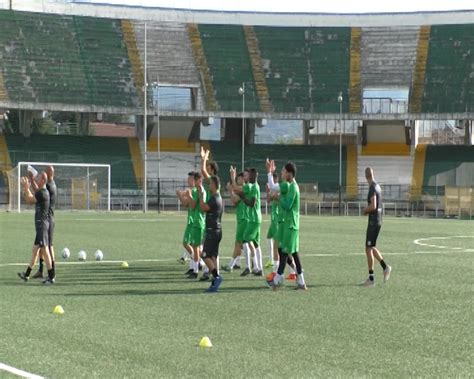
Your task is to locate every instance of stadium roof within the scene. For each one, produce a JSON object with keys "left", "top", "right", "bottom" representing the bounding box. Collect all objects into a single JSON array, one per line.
[{"left": 3, "top": 1, "right": 474, "bottom": 26}]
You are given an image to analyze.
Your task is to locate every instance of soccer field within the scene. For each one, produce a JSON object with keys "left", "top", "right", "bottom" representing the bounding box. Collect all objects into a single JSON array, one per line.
[{"left": 0, "top": 212, "right": 472, "bottom": 378}]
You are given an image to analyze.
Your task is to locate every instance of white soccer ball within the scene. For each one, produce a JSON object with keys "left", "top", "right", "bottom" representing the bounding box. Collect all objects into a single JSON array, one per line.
[
  {"left": 95, "top": 250, "right": 104, "bottom": 261},
  {"left": 62, "top": 248, "right": 70, "bottom": 259},
  {"left": 78, "top": 250, "right": 87, "bottom": 261}
]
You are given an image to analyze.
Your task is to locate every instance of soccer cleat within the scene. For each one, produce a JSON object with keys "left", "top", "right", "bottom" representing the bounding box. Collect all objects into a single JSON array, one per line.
[
  {"left": 240, "top": 268, "right": 251, "bottom": 277},
  {"left": 264, "top": 260, "right": 273, "bottom": 268},
  {"left": 184, "top": 268, "right": 194, "bottom": 275},
  {"left": 18, "top": 272, "right": 29, "bottom": 282},
  {"left": 252, "top": 270, "right": 263, "bottom": 277},
  {"left": 199, "top": 273, "right": 210, "bottom": 281},
  {"left": 383, "top": 265, "right": 392, "bottom": 283},
  {"left": 295, "top": 284, "right": 308, "bottom": 291},
  {"left": 32, "top": 271, "right": 43, "bottom": 279},
  {"left": 287, "top": 273, "right": 297, "bottom": 281},
  {"left": 186, "top": 272, "right": 198, "bottom": 279},
  {"left": 233, "top": 265, "right": 241, "bottom": 270},
  {"left": 42, "top": 277, "right": 55, "bottom": 285},
  {"left": 206, "top": 276, "right": 223, "bottom": 292},
  {"left": 220, "top": 264, "right": 232, "bottom": 273},
  {"left": 361, "top": 278, "right": 375, "bottom": 288},
  {"left": 177, "top": 257, "right": 186, "bottom": 265},
  {"left": 266, "top": 271, "right": 276, "bottom": 282}
]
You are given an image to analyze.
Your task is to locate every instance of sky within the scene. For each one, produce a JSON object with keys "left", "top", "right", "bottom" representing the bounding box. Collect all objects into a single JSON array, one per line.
[{"left": 73, "top": 0, "right": 474, "bottom": 13}]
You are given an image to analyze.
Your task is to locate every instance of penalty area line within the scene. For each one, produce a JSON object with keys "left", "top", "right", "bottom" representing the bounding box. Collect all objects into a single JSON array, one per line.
[{"left": 0, "top": 363, "right": 44, "bottom": 379}]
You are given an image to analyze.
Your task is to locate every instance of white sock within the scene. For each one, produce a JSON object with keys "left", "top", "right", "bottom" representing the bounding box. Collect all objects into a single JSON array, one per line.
[
  {"left": 228, "top": 257, "right": 235, "bottom": 268},
  {"left": 193, "top": 260, "right": 199, "bottom": 273},
  {"left": 273, "top": 260, "right": 279, "bottom": 273},
  {"left": 252, "top": 253, "right": 258, "bottom": 272},
  {"left": 256, "top": 247, "right": 263, "bottom": 271},
  {"left": 216, "top": 256, "right": 220, "bottom": 270},
  {"left": 235, "top": 255, "right": 241, "bottom": 266},
  {"left": 273, "top": 273, "right": 283, "bottom": 285},
  {"left": 297, "top": 273, "right": 305, "bottom": 286},
  {"left": 203, "top": 264, "right": 209, "bottom": 274},
  {"left": 243, "top": 244, "right": 251, "bottom": 269},
  {"left": 181, "top": 251, "right": 188, "bottom": 259},
  {"left": 189, "top": 259, "right": 193, "bottom": 269},
  {"left": 267, "top": 239, "right": 274, "bottom": 262}
]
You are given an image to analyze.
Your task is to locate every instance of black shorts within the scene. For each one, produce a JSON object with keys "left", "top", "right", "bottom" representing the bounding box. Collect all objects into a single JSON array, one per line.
[
  {"left": 202, "top": 229, "right": 222, "bottom": 259},
  {"left": 366, "top": 223, "right": 381, "bottom": 248},
  {"left": 48, "top": 216, "right": 55, "bottom": 246},
  {"left": 34, "top": 219, "right": 49, "bottom": 247}
]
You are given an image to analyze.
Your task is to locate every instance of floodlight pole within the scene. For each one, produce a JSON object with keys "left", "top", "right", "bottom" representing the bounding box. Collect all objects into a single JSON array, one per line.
[
  {"left": 240, "top": 82, "right": 245, "bottom": 171},
  {"left": 143, "top": 22, "right": 148, "bottom": 213},
  {"left": 153, "top": 77, "right": 161, "bottom": 213},
  {"left": 338, "top": 92, "right": 343, "bottom": 216}
]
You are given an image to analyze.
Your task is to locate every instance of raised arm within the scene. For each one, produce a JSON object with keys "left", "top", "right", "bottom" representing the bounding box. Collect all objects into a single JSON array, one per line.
[
  {"left": 28, "top": 171, "right": 47, "bottom": 192},
  {"left": 266, "top": 158, "right": 280, "bottom": 192},
  {"left": 176, "top": 189, "right": 192, "bottom": 207},
  {"left": 200, "top": 147, "right": 211, "bottom": 179},
  {"left": 229, "top": 165, "right": 244, "bottom": 194},
  {"left": 21, "top": 177, "right": 36, "bottom": 204}
]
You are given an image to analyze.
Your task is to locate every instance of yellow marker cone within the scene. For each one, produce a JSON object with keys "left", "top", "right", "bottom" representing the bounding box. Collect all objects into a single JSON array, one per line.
[
  {"left": 53, "top": 305, "right": 64, "bottom": 315},
  {"left": 199, "top": 336, "right": 212, "bottom": 348},
  {"left": 121, "top": 261, "right": 129, "bottom": 269}
]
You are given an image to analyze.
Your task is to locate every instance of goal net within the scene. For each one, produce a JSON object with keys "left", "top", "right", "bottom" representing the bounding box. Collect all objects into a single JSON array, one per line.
[{"left": 6, "top": 162, "right": 111, "bottom": 212}]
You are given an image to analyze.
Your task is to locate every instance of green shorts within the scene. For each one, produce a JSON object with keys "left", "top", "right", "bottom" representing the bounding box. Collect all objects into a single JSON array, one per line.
[
  {"left": 182, "top": 224, "right": 193, "bottom": 245},
  {"left": 243, "top": 222, "right": 261, "bottom": 245},
  {"left": 235, "top": 219, "right": 247, "bottom": 243},
  {"left": 190, "top": 225, "right": 205, "bottom": 246},
  {"left": 280, "top": 227, "right": 299, "bottom": 254},
  {"left": 275, "top": 221, "right": 284, "bottom": 243},
  {"left": 266, "top": 221, "right": 278, "bottom": 239}
]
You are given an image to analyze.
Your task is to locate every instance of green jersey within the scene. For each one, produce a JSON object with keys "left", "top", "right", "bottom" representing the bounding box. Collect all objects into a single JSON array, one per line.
[
  {"left": 187, "top": 188, "right": 198, "bottom": 225},
  {"left": 192, "top": 186, "right": 207, "bottom": 228},
  {"left": 280, "top": 180, "right": 300, "bottom": 230},
  {"left": 270, "top": 200, "right": 279, "bottom": 223},
  {"left": 243, "top": 182, "right": 262, "bottom": 224},
  {"left": 277, "top": 181, "right": 289, "bottom": 223},
  {"left": 236, "top": 199, "right": 248, "bottom": 221}
]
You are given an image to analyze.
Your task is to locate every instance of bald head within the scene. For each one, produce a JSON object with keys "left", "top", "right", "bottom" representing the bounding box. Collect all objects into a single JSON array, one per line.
[
  {"left": 45, "top": 165, "right": 54, "bottom": 181},
  {"left": 365, "top": 167, "right": 374, "bottom": 183}
]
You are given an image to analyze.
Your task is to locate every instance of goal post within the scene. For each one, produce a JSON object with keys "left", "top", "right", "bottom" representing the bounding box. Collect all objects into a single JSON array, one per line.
[{"left": 6, "top": 162, "right": 111, "bottom": 213}]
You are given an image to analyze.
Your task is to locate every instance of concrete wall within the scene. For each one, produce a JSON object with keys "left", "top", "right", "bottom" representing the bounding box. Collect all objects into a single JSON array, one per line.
[{"left": 366, "top": 121, "right": 406, "bottom": 142}]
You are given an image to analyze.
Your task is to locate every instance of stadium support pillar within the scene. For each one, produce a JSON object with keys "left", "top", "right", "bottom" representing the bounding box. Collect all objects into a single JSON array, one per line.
[
  {"left": 465, "top": 120, "right": 473, "bottom": 146},
  {"left": 303, "top": 120, "right": 311, "bottom": 145},
  {"left": 135, "top": 115, "right": 154, "bottom": 141},
  {"left": 77, "top": 113, "right": 93, "bottom": 136},
  {"left": 409, "top": 120, "right": 418, "bottom": 148},
  {"left": 19, "top": 110, "right": 33, "bottom": 137},
  {"left": 222, "top": 118, "right": 254, "bottom": 144}
]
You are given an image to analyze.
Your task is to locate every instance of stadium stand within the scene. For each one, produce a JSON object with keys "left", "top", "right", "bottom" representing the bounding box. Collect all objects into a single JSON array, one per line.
[
  {"left": 208, "top": 141, "right": 347, "bottom": 192},
  {"left": 357, "top": 155, "right": 414, "bottom": 186},
  {"left": 4, "top": 135, "right": 138, "bottom": 189},
  {"left": 361, "top": 27, "right": 418, "bottom": 90},
  {"left": 198, "top": 24, "right": 260, "bottom": 112},
  {"left": 0, "top": 10, "right": 138, "bottom": 108},
  {"left": 422, "top": 145, "right": 474, "bottom": 188},
  {"left": 421, "top": 24, "right": 474, "bottom": 113},
  {"left": 254, "top": 27, "right": 351, "bottom": 113},
  {"left": 133, "top": 21, "right": 200, "bottom": 87}
]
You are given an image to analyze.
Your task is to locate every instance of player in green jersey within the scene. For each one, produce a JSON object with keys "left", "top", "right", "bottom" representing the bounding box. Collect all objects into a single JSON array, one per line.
[
  {"left": 266, "top": 159, "right": 307, "bottom": 290},
  {"left": 176, "top": 172, "right": 196, "bottom": 265},
  {"left": 265, "top": 174, "right": 279, "bottom": 269},
  {"left": 230, "top": 166, "right": 263, "bottom": 276}
]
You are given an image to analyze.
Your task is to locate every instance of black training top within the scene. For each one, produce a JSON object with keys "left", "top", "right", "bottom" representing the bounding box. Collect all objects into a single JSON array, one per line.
[
  {"left": 206, "top": 192, "right": 223, "bottom": 230},
  {"left": 367, "top": 181, "right": 382, "bottom": 225},
  {"left": 35, "top": 188, "right": 50, "bottom": 223},
  {"left": 46, "top": 180, "right": 57, "bottom": 217}
]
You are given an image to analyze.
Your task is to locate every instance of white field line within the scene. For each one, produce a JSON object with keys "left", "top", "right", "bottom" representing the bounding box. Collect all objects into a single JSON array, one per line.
[
  {"left": 413, "top": 236, "right": 474, "bottom": 251},
  {"left": 0, "top": 363, "right": 44, "bottom": 379},
  {"left": 1, "top": 248, "right": 472, "bottom": 269}
]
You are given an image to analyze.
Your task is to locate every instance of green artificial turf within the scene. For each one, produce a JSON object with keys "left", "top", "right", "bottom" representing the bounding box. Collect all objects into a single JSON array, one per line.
[{"left": 0, "top": 212, "right": 472, "bottom": 378}]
